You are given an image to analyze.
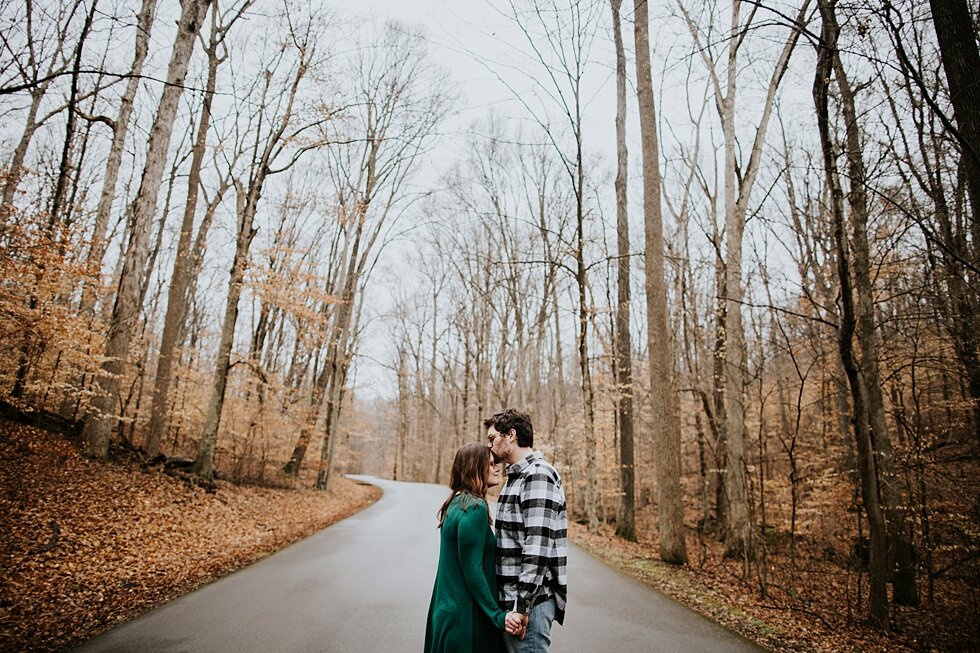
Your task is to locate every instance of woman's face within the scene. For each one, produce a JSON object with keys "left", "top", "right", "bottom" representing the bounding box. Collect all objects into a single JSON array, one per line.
[{"left": 486, "top": 452, "right": 502, "bottom": 488}]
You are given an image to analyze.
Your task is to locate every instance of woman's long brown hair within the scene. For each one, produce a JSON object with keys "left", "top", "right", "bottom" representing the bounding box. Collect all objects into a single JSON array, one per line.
[{"left": 437, "top": 442, "right": 493, "bottom": 527}]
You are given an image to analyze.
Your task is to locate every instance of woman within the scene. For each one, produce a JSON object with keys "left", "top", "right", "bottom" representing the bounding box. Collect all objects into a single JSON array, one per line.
[{"left": 424, "top": 443, "right": 524, "bottom": 653}]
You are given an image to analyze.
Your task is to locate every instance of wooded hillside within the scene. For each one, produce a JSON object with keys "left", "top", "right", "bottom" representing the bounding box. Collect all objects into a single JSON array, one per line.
[{"left": 0, "top": 0, "right": 977, "bottom": 650}]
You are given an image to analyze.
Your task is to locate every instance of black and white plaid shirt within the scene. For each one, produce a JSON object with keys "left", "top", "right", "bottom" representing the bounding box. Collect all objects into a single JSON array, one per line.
[{"left": 494, "top": 451, "right": 568, "bottom": 625}]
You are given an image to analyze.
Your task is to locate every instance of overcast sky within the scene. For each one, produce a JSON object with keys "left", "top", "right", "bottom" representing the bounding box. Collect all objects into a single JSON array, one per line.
[{"left": 298, "top": 1, "right": 815, "bottom": 400}]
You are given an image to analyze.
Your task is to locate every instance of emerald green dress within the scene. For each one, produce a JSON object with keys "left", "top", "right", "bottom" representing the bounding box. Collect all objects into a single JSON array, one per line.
[{"left": 424, "top": 493, "right": 507, "bottom": 653}]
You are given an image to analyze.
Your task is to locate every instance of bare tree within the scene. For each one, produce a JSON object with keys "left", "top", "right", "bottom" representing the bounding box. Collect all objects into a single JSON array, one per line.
[
  {"left": 82, "top": 0, "right": 213, "bottom": 460},
  {"left": 813, "top": 0, "right": 889, "bottom": 628},
  {"left": 679, "top": 0, "right": 810, "bottom": 558},
  {"left": 10, "top": 0, "right": 99, "bottom": 398},
  {"left": 634, "top": 0, "right": 686, "bottom": 564},
  {"left": 610, "top": 0, "right": 636, "bottom": 542},
  {"left": 312, "top": 24, "right": 451, "bottom": 491},
  {"left": 145, "top": 0, "right": 252, "bottom": 459}
]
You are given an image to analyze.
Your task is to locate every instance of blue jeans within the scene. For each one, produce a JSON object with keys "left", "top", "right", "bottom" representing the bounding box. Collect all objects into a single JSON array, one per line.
[{"left": 503, "top": 597, "right": 557, "bottom": 653}]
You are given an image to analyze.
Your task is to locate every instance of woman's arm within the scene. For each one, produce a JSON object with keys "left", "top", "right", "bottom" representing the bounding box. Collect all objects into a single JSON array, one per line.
[{"left": 456, "top": 502, "right": 508, "bottom": 630}]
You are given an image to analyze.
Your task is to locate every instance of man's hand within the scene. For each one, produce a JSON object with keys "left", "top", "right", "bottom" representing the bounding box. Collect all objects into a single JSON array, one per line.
[{"left": 504, "top": 611, "right": 528, "bottom": 639}]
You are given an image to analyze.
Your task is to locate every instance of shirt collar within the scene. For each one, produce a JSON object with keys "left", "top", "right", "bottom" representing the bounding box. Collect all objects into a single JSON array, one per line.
[{"left": 506, "top": 451, "right": 541, "bottom": 476}]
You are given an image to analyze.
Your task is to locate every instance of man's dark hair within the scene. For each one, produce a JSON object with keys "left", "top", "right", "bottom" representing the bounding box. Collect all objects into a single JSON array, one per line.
[{"left": 484, "top": 408, "right": 534, "bottom": 447}]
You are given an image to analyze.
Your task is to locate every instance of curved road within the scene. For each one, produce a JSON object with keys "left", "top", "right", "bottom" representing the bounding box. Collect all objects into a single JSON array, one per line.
[{"left": 73, "top": 477, "right": 763, "bottom": 653}]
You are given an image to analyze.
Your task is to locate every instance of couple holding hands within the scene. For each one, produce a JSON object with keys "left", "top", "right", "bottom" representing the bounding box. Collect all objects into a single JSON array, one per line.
[{"left": 424, "top": 408, "right": 568, "bottom": 653}]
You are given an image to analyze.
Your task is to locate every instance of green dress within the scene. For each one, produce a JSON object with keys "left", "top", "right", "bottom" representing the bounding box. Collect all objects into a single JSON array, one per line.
[{"left": 424, "top": 493, "right": 507, "bottom": 653}]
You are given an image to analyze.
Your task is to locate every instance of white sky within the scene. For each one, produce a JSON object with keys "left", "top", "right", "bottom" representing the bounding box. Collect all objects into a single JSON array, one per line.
[{"left": 347, "top": 0, "right": 624, "bottom": 399}]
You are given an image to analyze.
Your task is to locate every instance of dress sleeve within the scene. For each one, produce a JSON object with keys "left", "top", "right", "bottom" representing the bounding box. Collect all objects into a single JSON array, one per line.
[{"left": 457, "top": 501, "right": 507, "bottom": 630}]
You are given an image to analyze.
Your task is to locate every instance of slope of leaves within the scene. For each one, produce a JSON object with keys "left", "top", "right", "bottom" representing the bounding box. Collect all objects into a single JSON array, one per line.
[
  {"left": 0, "top": 419, "right": 380, "bottom": 653},
  {"left": 572, "top": 518, "right": 977, "bottom": 653}
]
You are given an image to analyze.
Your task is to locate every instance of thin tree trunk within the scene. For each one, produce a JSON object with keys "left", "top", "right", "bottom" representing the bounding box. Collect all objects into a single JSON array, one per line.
[
  {"left": 315, "top": 228, "right": 363, "bottom": 490},
  {"left": 813, "top": 0, "right": 889, "bottom": 628},
  {"left": 832, "top": 29, "right": 919, "bottom": 608},
  {"left": 395, "top": 348, "right": 409, "bottom": 480},
  {"left": 575, "top": 145, "right": 598, "bottom": 533},
  {"left": 611, "top": 0, "right": 636, "bottom": 542},
  {"left": 712, "top": 253, "right": 729, "bottom": 533},
  {"left": 192, "top": 182, "right": 258, "bottom": 482},
  {"left": 1, "top": 89, "right": 46, "bottom": 213},
  {"left": 49, "top": 0, "right": 97, "bottom": 228}
]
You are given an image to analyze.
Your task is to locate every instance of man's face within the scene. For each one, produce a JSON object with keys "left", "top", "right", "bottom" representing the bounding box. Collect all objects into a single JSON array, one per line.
[{"left": 487, "top": 425, "right": 513, "bottom": 463}]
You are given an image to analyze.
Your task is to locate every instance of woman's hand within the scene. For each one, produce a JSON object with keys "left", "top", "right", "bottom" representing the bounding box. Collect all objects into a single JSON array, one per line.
[{"left": 504, "top": 611, "right": 527, "bottom": 639}]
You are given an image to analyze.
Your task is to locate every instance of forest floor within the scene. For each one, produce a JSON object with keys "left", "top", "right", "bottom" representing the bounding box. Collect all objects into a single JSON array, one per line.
[
  {"left": 0, "top": 418, "right": 380, "bottom": 653},
  {"left": 572, "top": 522, "right": 978, "bottom": 653},
  {"left": 2, "top": 416, "right": 975, "bottom": 653}
]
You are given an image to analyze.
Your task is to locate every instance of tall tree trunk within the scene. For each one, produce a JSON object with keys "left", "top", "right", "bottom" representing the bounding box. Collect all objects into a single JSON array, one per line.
[
  {"left": 575, "top": 128, "right": 599, "bottom": 533},
  {"left": 813, "top": 0, "right": 889, "bottom": 628},
  {"left": 314, "top": 219, "right": 364, "bottom": 490},
  {"left": 80, "top": 0, "right": 158, "bottom": 316},
  {"left": 192, "top": 181, "right": 258, "bottom": 482},
  {"left": 395, "top": 348, "right": 409, "bottom": 480},
  {"left": 314, "top": 305, "right": 356, "bottom": 491},
  {"left": 145, "top": 11, "right": 224, "bottom": 458},
  {"left": 610, "top": 0, "right": 636, "bottom": 542},
  {"left": 717, "top": 0, "right": 753, "bottom": 561},
  {"left": 1, "top": 88, "right": 46, "bottom": 213},
  {"left": 832, "top": 25, "right": 919, "bottom": 608},
  {"left": 81, "top": 0, "right": 212, "bottom": 461},
  {"left": 928, "top": 0, "right": 980, "bottom": 444},
  {"left": 712, "top": 258, "right": 729, "bottom": 532},
  {"left": 634, "top": 0, "right": 687, "bottom": 564},
  {"left": 929, "top": 0, "right": 980, "bottom": 228},
  {"left": 192, "top": 25, "right": 312, "bottom": 480}
]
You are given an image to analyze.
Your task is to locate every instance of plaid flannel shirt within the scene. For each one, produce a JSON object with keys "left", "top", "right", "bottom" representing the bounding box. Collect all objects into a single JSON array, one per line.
[{"left": 494, "top": 451, "right": 568, "bottom": 625}]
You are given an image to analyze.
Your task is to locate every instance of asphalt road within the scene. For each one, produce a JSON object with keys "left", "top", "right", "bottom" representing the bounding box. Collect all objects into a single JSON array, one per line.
[{"left": 73, "top": 476, "right": 763, "bottom": 653}]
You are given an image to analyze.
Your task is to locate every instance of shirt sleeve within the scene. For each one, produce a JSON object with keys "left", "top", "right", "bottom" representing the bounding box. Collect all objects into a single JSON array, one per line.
[
  {"left": 457, "top": 500, "right": 508, "bottom": 630},
  {"left": 515, "top": 470, "right": 562, "bottom": 614}
]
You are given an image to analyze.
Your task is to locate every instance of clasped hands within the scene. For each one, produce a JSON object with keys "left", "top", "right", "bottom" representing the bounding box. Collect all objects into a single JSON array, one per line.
[{"left": 504, "top": 611, "right": 528, "bottom": 639}]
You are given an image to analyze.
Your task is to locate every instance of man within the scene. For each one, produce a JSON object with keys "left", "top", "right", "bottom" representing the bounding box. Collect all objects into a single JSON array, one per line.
[{"left": 485, "top": 408, "right": 568, "bottom": 653}]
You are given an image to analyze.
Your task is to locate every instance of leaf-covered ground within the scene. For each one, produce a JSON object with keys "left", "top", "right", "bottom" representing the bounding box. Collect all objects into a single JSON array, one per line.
[
  {"left": 572, "top": 522, "right": 977, "bottom": 653},
  {"left": 0, "top": 420, "right": 380, "bottom": 653}
]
